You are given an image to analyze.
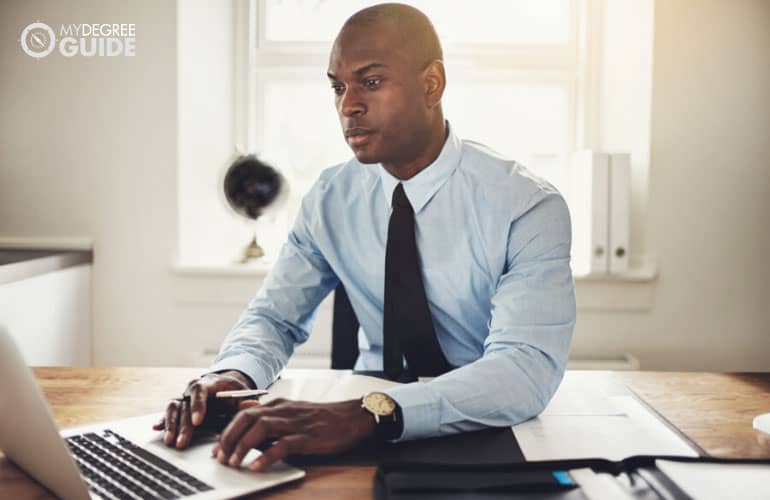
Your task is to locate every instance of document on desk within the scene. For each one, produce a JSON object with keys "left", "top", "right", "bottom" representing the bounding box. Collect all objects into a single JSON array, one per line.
[
  {"left": 260, "top": 370, "right": 402, "bottom": 404},
  {"left": 655, "top": 460, "right": 770, "bottom": 500},
  {"left": 539, "top": 376, "right": 625, "bottom": 417},
  {"left": 513, "top": 390, "right": 698, "bottom": 461}
]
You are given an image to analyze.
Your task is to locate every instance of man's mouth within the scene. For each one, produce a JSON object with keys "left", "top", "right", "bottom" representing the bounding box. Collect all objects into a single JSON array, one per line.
[{"left": 345, "top": 128, "right": 373, "bottom": 147}]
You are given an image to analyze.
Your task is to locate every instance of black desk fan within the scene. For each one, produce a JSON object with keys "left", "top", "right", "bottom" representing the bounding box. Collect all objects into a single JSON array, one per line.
[{"left": 223, "top": 154, "right": 288, "bottom": 263}]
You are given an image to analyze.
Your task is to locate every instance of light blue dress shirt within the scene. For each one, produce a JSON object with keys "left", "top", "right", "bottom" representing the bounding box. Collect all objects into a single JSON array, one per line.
[{"left": 211, "top": 125, "right": 577, "bottom": 441}]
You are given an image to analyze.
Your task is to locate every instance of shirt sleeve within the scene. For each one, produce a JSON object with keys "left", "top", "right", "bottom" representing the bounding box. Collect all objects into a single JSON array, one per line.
[
  {"left": 209, "top": 181, "right": 339, "bottom": 390},
  {"left": 383, "top": 190, "right": 577, "bottom": 441}
]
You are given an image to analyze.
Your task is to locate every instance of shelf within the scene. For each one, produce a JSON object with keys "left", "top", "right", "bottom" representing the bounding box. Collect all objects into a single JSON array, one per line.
[
  {"left": 573, "top": 261, "right": 658, "bottom": 283},
  {"left": 172, "top": 259, "right": 274, "bottom": 277}
]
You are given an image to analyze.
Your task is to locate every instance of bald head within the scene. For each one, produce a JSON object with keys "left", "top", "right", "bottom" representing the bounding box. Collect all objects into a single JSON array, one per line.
[
  {"left": 337, "top": 3, "right": 443, "bottom": 69},
  {"left": 327, "top": 3, "right": 447, "bottom": 177}
]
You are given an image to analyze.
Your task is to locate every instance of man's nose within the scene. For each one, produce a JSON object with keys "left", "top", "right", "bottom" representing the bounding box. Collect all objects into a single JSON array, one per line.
[{"left": 339, "top": 87, "right": 366, "bottom": 117}]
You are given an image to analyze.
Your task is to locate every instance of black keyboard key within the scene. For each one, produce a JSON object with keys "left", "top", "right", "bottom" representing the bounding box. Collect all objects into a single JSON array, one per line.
[
  {"left": 71, "top": 440, "right": 170, "bottom": 499},
  {"left": 67, "top": 430, "right": 212, "bottom": 498}
]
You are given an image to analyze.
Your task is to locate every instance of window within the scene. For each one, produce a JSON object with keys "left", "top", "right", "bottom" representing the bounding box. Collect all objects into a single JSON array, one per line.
[
  {"left": 179, "top": 0, "right": 662, "bottom": 273},
  {"left": 234, "top": 0, "right": 592, "bottom": 260}
]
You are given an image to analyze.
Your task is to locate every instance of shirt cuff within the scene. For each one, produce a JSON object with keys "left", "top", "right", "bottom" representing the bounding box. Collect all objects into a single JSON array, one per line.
[
  {"left": 383, "top": 382, "right": 441, "bottom": 442},
  {"left": 208, "top": 352, "right": 273, "bottom": 391}
]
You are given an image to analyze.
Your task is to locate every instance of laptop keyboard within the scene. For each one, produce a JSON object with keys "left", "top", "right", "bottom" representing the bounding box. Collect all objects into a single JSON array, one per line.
[{"left": 65, "top": 429, "right": 213, "bottom": 500}]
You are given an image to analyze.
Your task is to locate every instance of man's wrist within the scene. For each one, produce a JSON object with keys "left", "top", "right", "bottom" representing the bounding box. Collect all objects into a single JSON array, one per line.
[
  {"left": 359, "top": 393, "right": 404, "bottom": 441},
  {"left": 343, "top": 399, "right": 378, "bottom": 439}
]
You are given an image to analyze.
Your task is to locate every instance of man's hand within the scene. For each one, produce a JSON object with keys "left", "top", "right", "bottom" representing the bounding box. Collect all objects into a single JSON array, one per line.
[
  {"left": 153, "top": 370, "right": 255, "bottom": 449},
  {"left": 211, "top": 398, "right": 376, "bottom": 471}
]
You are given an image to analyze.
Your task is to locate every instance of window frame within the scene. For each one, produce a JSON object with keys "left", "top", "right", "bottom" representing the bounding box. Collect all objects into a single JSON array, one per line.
[
  {"left": 177, "top": 0, "right": 659, "bottom": 299},
  {"left": 226, "top": 0, "right": 606, "bottom": 263},
  {"left": 235, "top": 0, "right": 602, "bottom": 157}
]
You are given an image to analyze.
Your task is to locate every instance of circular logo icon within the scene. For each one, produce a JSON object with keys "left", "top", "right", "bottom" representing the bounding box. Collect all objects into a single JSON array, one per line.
[{"left": 20, "top": 22, "right": 56, "bottom": 58}]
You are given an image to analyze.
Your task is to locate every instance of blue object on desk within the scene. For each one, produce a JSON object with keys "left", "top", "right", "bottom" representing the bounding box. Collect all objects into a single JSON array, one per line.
[{"left": 552, "top": 470, "right": 575, "bottom": 485}]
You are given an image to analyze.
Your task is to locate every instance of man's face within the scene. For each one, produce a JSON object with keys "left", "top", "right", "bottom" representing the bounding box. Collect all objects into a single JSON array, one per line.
[{"left": 327, "top": 22, "right": 430, "bottom": 166}]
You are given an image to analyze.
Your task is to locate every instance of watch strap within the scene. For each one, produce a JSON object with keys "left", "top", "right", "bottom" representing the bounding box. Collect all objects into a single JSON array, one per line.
[{"left": 372, "top": 402, "right": 404, "bottom": 441}]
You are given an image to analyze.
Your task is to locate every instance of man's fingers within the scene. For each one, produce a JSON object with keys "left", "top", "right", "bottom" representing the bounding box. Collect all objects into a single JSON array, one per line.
[
  {"left": 218, "top": 408, "right": 260, "bottom": 457},
  {"left": 188, "top": 380, "right": 209, "bottom": 427},
  {"left": 152, "top": 417, "right": 165, "bottom": 431},
  {"left": 238, "top": 400, "right": 261, "bottom": 410},
  {"left": 176, "top": 399, "right": 193, "bottom": 449},
  {"left": 248, "top": 435, "right": 306, "bottom": 472},
  {"left": 159, "top": 373, "right": 255, "bottom": 448},
  {"left": 226, "top": 417, "right": 291, "bottom": 468},
  {"left": 163, "top": 400, "right": 180, "bottom": 446}
]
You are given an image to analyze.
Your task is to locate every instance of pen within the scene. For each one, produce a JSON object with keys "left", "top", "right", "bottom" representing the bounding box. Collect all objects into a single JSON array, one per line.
[
  {"left": 179, "top": 389, "right": 268, "bottom": 402},
  {"left": 215, "top": 389, "right": 268, "bottom": 399}
]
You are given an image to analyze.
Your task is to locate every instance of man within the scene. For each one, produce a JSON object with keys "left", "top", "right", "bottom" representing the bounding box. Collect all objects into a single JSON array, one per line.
[{"left": 157, "top": 3, "right": 576, "bottom": 472}]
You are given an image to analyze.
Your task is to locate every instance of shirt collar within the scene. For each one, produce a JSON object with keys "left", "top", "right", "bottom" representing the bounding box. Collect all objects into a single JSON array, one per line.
[{"left": 378, "top": 122, "right": 462, "bottom": 214}]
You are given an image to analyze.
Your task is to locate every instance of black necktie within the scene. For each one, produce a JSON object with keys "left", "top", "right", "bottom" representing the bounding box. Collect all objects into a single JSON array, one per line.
[{"left": 383, "top": 183, "right": 452, "bottom": 380}]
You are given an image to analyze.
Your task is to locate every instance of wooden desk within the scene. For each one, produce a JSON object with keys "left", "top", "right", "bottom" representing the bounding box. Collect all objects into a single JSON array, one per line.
[{"left": 1, "top": 369, "right": 769, "bottom": 499}]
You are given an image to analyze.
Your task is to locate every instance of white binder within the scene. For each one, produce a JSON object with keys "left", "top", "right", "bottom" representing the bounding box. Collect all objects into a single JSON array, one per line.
[
  {"left": 569, "top": 151, "right": 609, "bottom": 275},
  {"left": 608, "top": 154, "right": 631, "bottom": 274}
]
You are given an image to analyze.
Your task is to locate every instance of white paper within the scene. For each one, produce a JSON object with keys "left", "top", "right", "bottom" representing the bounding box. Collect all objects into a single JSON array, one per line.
[
  {"left": 261, "top": 369, "right": 401, "bottom": 404},
  {"left": 569, "top": 468, "right": 636, "bottom": 500},
  {"left": 541, "top": 377, "right": 624, "bottom": 416},
  {"left": 319, "top": 372, "right": 402, "bottom": 402},
  {"left": 656, "top": 460, "right": 770, "bottom": 500},
  {"left": 513, "top": 396, "right": 698, "bottom": 461}
]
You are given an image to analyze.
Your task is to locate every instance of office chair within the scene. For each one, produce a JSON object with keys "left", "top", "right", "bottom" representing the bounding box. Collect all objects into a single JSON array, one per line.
[
  {"left": 331, "top": 283, "right": 360, "bottom": 369},
  {"left": 332, "top": 285, "right": 432, "bottom": 382}
]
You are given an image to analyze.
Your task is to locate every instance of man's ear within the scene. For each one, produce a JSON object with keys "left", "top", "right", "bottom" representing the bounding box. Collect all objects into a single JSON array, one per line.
[{"left": 422, "top": 60, "right": 446, "bottom": 109}]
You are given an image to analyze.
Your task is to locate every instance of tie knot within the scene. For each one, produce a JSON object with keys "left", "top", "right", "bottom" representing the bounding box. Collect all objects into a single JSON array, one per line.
[{"left": 392, "top": 183, "right": 412, "bottom": 209}]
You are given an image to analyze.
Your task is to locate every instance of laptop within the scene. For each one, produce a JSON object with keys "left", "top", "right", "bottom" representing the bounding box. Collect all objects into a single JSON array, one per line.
[{"left": 0, "top": 325, "right": 305, "bottom": 499}]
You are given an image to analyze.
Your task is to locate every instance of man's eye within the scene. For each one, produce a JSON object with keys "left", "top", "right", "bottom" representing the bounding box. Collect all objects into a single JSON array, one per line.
[
  {"left": 331, "top": 84, "right": 345, "bottom": 95},
  {"left": 364, "top": 78, "right": 381, "bottom": 89}
]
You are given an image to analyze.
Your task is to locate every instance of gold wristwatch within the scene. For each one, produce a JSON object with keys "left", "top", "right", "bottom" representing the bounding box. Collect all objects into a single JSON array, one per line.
[{"left": 361, "top": 392, "right": 403, "bottom": 439}]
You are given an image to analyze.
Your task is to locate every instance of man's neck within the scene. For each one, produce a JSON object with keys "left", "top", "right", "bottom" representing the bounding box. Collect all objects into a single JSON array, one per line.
[{"left": 382, "top": 121, "right": 448, "bottom": 181}]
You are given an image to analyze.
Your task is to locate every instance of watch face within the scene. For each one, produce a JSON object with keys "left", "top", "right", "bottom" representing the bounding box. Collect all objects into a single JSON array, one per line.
[{"left": 364, "top": 392, "right": 396, "bottom": 416}]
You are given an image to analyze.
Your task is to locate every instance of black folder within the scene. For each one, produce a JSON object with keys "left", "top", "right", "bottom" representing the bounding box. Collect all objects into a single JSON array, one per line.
[
  {"left": 373, "top": 456, "right": 770, "bottom": 500},
  {"left": 288, "top": 426, "right": 524, "bottom": 467}
]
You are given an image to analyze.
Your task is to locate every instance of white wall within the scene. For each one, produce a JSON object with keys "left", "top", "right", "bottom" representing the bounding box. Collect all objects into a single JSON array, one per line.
[
  {"left": 1, "top": 0, "right": 769, "bottom": 371},
  {"left": 177, "top": 0, "right": 242, "bottom": 266},
  {"left": 0, "top": 0, "right": 329, "bottom": 368},
  {"left": 570, "top": 0, "right": 770, "bottom": 370},
  {"left": 0, "top": 0, "right": 183, "bottom": 366}
]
